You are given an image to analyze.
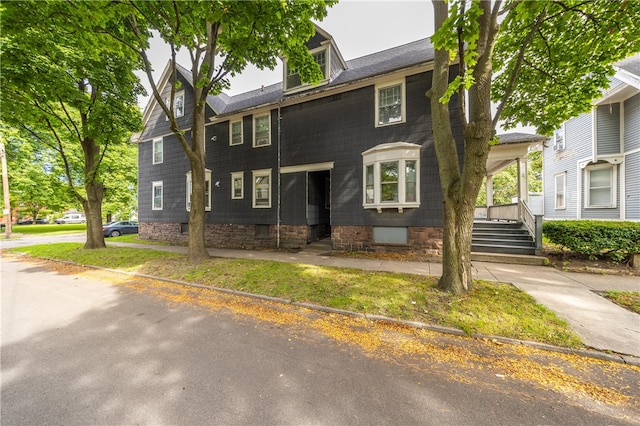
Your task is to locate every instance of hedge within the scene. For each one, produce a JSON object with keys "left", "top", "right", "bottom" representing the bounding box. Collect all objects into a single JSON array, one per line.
[{"left": 543, "top": 220, "right": 640, "bottom": 262}]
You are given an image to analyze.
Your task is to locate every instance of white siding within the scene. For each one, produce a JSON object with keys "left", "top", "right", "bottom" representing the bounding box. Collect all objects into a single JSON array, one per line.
[
  {"left": 596, "top": 104, "right": 620, "bottom": 156},
  {"left": 543, "top": 113, "right": 592, "bottom": 219}
]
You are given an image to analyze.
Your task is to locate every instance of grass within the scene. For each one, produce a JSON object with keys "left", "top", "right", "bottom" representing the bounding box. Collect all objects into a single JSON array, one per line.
[
  {"left": 601, "top": 291, "right": 640, "bottom": 314},
  {"left": 8, "top": 243, "right": 583, "bottom": 348},
  {"left": 107, "top": 234, "right": 170, "bottom": 245},
  {"left": 1, "top": 223, "right": 86, "bottom": 236}
]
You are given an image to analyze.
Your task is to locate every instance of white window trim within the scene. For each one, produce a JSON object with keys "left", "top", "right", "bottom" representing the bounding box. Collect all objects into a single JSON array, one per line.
[
  {"left": 553, "top": 125, "right": 565, "bottom": 151},
  {"left": 152, "top": 138, "right": 163, "bottom": 164},
  {"left": 152, "top": 181, "right": 163, "bottom": 211},
  {"left": 174, "top": 90, "right": 185, "bottom": 118},
  {"left": 283, "top": 46, "right": 330, "bottom": 93},
  {"left": 229, "top": 119, "right": 243, "bottom": 146},
  {"left": 186, "top": 169, "right": 212, "bottom": 212},
  {"left": 164, "top": 91, "right": 185, "bottom": 120},
  {"left": 231, "top": 171, "right": 244, "bottom": 200},
  {"left": 362, "top": 142, "right": 420, "bottom": 213},
  {"left": 375, "top": 79, "right": 406, "bottom": 127},
  {"left": 554, "top": 172, "right": 566, "bottom": 210},
  {"left": 253, "top": 113, "right": 271, "bottom": 147},
  {"left": 585, "top": 163, "right": 617, "bottom": 208},
  {"left": 252, "top": 169, "right": 272, "bottom": 208}
]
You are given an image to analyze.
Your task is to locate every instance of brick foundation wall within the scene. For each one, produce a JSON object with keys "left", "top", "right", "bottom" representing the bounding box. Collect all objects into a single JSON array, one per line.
[
  {"left": 278, "top": 225, "right": 308, "bottom": 249},
  {"left": 140, "top": 222, "right": 309, "bottom": 250},
  {"left": 140, "top": 222, "right": 443, "bottom": 255},
  {"left": 332, "top": 225, "right": 443, "bottom": 255},
  {"left": 139, "top": 222, "right": 188, "bottom": 245}
]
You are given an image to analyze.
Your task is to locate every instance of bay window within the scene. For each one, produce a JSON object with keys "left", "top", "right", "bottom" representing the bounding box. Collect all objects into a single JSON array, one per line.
[{"left": 362, "top": 142, "right": 420, "bottom": 212}]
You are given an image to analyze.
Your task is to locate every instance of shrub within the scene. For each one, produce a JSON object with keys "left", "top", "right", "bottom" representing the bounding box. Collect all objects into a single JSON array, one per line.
[{"left": 543, "top": 220, "right": 640, "bottom": 263}]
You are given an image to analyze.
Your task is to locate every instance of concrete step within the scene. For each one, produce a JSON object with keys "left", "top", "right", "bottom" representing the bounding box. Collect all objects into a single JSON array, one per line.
[
  {"left": 472, "top": 231, "right": 532, "bottom": 239},
  {"left": 471, "top": 243, "right": 536, "bottom": 256},
  {"left": 471, "top": 251, "right": 548, "bottom": 265},
  {"left": 471, "top": 235, "right": 536, "bottom": 247}
]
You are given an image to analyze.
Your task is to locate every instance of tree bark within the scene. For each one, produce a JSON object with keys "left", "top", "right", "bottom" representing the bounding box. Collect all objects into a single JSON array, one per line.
[
  {"left": 185, "top": 100, "right": 210, "bottom": 263},
  {"left": 81, "top": 137, "right": 106, "bottom": 249},
  {"left": 428, "top": 0, "right": 499, "bottom": 294}
]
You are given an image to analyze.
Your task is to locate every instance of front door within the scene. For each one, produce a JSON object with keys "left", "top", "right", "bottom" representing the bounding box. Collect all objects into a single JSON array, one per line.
[{"left": 307, "top": 170, "right": 331, "bottom": 242}]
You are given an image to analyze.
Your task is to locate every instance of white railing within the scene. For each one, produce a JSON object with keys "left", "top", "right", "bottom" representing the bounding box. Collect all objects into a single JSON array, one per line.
[
  {"left": 521, "top": 200, "right": 543, "bottom": 255},
  {"left": 487, "top": 203, "right": 518, "bottom": 221}
]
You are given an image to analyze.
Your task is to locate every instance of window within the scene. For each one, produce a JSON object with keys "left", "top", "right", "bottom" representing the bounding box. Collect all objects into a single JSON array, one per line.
[
  {"left": 152, "top": 181, "right": 163, "bottom": 210},
  {"left": 253, "top": 114, "right": 270, "bottom": 147},
  {"left": 553, "top": 126, "right": 565, "bottom": 151},
  {"left": 252, "top": 169, "right": 271, "bottom": 208},
  {"left": 284, "top": 48, "right": 328, "bottom": 91},
  {"left": 186, "top": 169, "right": 212, "bottom": 211},
  {"left": 231, "top": 172, "right": 244, "bottom": 199},
  {"left": 375, "top": 80, "right": 405, "bottom": 126},
  {"left": 554, "top": 172, "right": 566, "bottom": 210},
  {"left": 152, "top": 138, "right": 163, "bottom": 164},
  {"left": 586, "top": 164, "right": 616, "bottom": 208},
  {"left": 362, "top": 142, "right": 420, "bottom": 212},
  {"left": 175, "top": 91, "right": 185, "bottom": 117},
  {"left": 230, "top": 120, "right": 243, "bottom": 146},
  {"left": 165, "top": 91, "right": 185, "bottom": 119}
]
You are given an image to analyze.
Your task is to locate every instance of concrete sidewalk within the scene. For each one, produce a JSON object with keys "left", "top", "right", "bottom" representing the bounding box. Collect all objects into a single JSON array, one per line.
[{"left": 108, "top": 240, "right": 640, "bottom": 358}]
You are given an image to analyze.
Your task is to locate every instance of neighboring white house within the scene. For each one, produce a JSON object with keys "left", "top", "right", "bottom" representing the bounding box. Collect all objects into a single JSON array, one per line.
[{"left": 543, "top": 55, "right": 640, "bottom": 221}]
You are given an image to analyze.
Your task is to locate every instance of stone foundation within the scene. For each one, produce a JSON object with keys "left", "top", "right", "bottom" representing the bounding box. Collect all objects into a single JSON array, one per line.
[
  {"left": 332, "top": 225, "right": 443, "bottom": 255},
  {"left": 140, "top": 222, "right": 310, "bottom": 250},
  {"left": 140, "top": 222, "right": 443, "bottom": 255}
]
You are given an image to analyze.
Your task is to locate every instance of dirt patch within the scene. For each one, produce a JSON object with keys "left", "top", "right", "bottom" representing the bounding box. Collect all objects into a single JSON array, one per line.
[{"left": 544, "top": 251, "right": 640, "bottom": 277}]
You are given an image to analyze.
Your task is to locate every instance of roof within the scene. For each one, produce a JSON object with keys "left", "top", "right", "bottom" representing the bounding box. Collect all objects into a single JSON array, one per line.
[
  {"left": 495, "top": 133, "right": 548, "bottom": 145},
  {"left": 615, "top": 54, "right": 640, "bottom": 77},
  {"left": 211, "top": 37, "right": 435, "bottom": 117}
]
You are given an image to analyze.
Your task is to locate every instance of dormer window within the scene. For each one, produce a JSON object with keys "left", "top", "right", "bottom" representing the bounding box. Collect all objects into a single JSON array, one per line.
[{"left": 284, "top": 48, "right": 328, "bottom": 92}]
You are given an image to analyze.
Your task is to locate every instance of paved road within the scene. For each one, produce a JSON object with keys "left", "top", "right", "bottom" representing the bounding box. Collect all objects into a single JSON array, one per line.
[{"left": 2, "top": 257, "right": 639, "bottom": 425}]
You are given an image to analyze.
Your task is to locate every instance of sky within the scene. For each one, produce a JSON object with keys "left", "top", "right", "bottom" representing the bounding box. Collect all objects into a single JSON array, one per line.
[{"left": 139, "top": 1, "right": 433, "bottom": 103}]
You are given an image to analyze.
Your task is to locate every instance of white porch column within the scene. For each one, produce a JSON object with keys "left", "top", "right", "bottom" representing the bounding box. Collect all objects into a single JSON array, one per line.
[
  {"left": 486, "top": 175, "right": 494, "bottom": 207},
  {"left": 517, "top": 157, "right": 528, "bottom": 220}
]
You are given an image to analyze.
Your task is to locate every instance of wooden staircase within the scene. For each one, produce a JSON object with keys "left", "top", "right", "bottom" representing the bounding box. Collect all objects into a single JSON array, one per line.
[{"left": 472, "top": 221, "right": 537, "bottom": 256}]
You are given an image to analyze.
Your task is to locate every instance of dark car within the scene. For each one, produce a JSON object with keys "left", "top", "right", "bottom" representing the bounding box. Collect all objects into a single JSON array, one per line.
[{"left": 102, "top": 221, "right": 139, "bottom": 237}]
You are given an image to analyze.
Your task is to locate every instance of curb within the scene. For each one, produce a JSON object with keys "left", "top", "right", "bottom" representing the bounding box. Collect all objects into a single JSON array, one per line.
[{"left": 17, "top": 255, "right": 640, "bottom": 367}]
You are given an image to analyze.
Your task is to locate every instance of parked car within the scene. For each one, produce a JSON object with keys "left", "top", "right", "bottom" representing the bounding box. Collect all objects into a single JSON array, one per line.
[
  {"left": 102, "top": 221, "right": 138, "bottom": 237},
  {"left": 54, "top": 214, "right": 86, "bottom": 224},
  {"left": 15, "top": 218, "right": 48, "bottom": 224}
]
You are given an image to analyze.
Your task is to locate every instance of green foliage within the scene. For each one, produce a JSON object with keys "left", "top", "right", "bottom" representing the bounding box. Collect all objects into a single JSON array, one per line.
[
  {"left": 1, "top": 1, "right": 143, "bottom": 239},
  {"left": 543, "top": 220, "right": 640, "bottom": 262},
  {"left": 493, "top": 0, "right": 640, "bottom": 134},
  {"left": 430, "top": 0, "right": 483, "bottom": 103}
]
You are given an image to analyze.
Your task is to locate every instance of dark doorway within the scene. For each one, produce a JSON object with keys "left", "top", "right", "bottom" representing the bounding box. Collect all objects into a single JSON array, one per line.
[{"left": 307, "top": 170, "right": 331, "bottom": 242}]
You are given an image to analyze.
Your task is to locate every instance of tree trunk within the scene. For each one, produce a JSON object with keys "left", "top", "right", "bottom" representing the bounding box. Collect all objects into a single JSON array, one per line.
[
  {"left": 83, "top": 181, "right": 106, "bottom": 249},
  {"left": 81, "top": 136, "right": 106, "bottom": 249},
  {"left": 186, "top": 101, "right": 210, "bottom": 263},
  {"left": 429, "top": 0, "right": 498, "bottom": 294}
]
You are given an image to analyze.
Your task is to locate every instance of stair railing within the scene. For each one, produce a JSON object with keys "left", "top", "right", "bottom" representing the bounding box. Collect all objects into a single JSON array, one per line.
[{"left": 521, "top": 200, "right": 543, "bottom": 255}]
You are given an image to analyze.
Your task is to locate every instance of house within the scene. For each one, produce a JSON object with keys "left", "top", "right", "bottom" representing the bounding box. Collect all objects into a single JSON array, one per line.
[
  {"left": 135, "top": 26, "right": 469, "bottom": 254},
  {"left": 543, "top": 55, "right": 640, "bottom": 221}
]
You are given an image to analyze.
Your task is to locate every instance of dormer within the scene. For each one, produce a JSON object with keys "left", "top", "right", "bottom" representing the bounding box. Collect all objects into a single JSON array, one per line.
[{"left": 282, "top": 25, "right": 347, "bottom": 94}]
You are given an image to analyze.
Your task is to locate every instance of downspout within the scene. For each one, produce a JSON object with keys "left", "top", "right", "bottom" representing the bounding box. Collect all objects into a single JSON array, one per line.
[
  {"left": 620, "top": 102, "right": 625, "bottom": 220},
  {"left": 277, "top": 102, "right": 282, "bottom": 248}
]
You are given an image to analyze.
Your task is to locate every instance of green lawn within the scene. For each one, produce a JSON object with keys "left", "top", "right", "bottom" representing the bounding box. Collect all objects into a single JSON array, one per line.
[
  {"left": 2, "top": 223, "right": 86, "bottom": 236},
  {"left": 8, "top": 242, "right": 583, "bottom": 349}
]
